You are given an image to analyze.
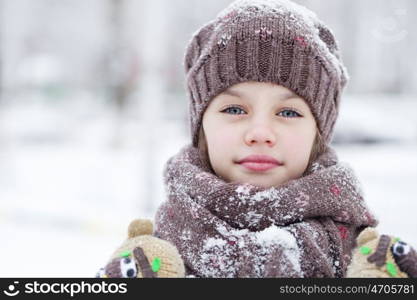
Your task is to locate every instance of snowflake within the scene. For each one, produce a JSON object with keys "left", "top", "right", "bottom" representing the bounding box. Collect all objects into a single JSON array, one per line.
[
  {"left": 217, "top": 33, "right": 232, "bottom": 49},
  {"left": 255, "top": 25, "right": 273, "bottom": 41}
]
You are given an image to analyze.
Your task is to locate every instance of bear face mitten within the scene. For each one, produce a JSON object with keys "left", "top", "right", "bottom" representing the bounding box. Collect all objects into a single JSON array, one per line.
[
  {"left": 347, "top": 227, "right": 417, "bottom": 278},
  {"left": 96, "top": 219, "right": 185, "bottom": 278}
]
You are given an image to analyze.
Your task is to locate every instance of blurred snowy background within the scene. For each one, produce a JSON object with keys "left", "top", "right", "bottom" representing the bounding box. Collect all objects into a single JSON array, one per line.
[{"left": 0, "top": 0, "right": 416, "bottom": 277}]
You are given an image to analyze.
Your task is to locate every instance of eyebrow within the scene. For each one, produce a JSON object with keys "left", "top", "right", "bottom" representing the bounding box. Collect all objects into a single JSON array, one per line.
[{"left": 223, "top": 88, "right": 299, "bottom": 101}]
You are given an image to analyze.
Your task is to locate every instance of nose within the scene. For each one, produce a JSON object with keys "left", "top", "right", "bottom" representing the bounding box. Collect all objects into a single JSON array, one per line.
[{"left": 244, "top": 124, "right": 276, "bottom": 147}]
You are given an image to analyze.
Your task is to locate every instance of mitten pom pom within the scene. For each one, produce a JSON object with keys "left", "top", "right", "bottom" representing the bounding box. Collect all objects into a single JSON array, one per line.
[{"left": 128, "top": 219, "right": 153, "bottom": 238}]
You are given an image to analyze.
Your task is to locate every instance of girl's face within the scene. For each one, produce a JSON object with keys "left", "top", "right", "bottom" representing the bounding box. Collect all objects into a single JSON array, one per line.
[{"left": 201, "top": 81, "right": 317, "bottom": 188}]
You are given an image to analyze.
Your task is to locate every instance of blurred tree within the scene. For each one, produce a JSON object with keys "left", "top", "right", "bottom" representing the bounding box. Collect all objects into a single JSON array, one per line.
[
  {"left": 104, "top": 0, "right": 139, "bottom": 148},
  {"left": 136, "top": 0, "right": 169, "bottom": 214},
  {"left": 0, "top": 0, "right": 3, "bottom": 101}
]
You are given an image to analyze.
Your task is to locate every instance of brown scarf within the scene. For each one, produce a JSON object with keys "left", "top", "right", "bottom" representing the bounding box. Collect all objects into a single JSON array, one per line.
[{"left": 154, "top": 144, "right": 378, "bottom": 277}]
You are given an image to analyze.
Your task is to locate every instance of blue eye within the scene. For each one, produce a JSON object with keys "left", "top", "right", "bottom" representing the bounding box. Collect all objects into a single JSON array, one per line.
[
  {"left": 221, "top": 107, "right": 302, "bottom": 118},
  {"left": 221, "top": 106, "right": 246, "bottom": 115},
  {"left": 278, "top": 109, "right": 301, "bottom": 118}
]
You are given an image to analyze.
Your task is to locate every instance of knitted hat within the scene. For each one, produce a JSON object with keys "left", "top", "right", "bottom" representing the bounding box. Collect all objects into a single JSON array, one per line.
[{"left": 184, "top": 0, "right": 349, "bottom": 147}]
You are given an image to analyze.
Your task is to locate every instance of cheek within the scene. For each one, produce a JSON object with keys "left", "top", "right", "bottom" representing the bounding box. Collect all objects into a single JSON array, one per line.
[
  {"left": 205, "top": 127, "right": 238, "bottom": 173},
  {"left": 207, "top": 126, "right": 239, "bottom": 150},
  {"left": 281, "top": 131, "right": 314, "bottom": 160}
]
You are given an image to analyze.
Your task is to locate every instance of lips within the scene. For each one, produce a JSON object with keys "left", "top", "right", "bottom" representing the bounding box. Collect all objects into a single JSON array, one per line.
[{"left": 236, "top": 155, "right": 283, "bottom": 172}]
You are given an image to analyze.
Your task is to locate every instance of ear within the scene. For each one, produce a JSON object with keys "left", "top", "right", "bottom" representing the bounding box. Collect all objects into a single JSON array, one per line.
[
  {"left": 128, "top": 219, "right": 153, "bottom": 238},
  {"left": 357, "top": 227, "right": 379, "bottom": 246}
]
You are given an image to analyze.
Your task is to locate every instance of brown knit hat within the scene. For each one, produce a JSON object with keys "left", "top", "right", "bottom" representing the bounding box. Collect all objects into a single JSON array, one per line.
[{"left": 184, "top": 0, "right": 349, "bottom": 147}]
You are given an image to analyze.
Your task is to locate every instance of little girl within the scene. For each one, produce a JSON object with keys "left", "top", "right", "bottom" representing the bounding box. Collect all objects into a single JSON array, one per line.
[{"left": 154, "top": 0, "right": 378, "bottom": 277}]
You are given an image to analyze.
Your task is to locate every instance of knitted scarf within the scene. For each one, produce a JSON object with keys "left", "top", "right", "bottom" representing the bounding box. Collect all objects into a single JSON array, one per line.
[{"left": 154, "top": 144, "right": 378, "bottom": 278}]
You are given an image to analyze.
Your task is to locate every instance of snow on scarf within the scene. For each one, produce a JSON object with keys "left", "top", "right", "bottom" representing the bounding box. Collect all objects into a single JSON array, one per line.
[{"left": 154, "top": 144, "right": 378, "bottom": 277}]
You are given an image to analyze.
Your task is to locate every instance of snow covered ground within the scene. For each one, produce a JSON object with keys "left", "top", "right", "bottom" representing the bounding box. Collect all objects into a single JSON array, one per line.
[{"left": 0, "top": 93, "right": 416, "bottom": 277}]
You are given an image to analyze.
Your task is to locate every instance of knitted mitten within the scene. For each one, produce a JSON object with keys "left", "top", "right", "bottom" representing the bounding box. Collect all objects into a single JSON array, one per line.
[
  {"left": 96, "top": 219, "right": 185, "bottom": 278},
  {"left": 347, "top": 227, "right": 417, "bottom": 278}
]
